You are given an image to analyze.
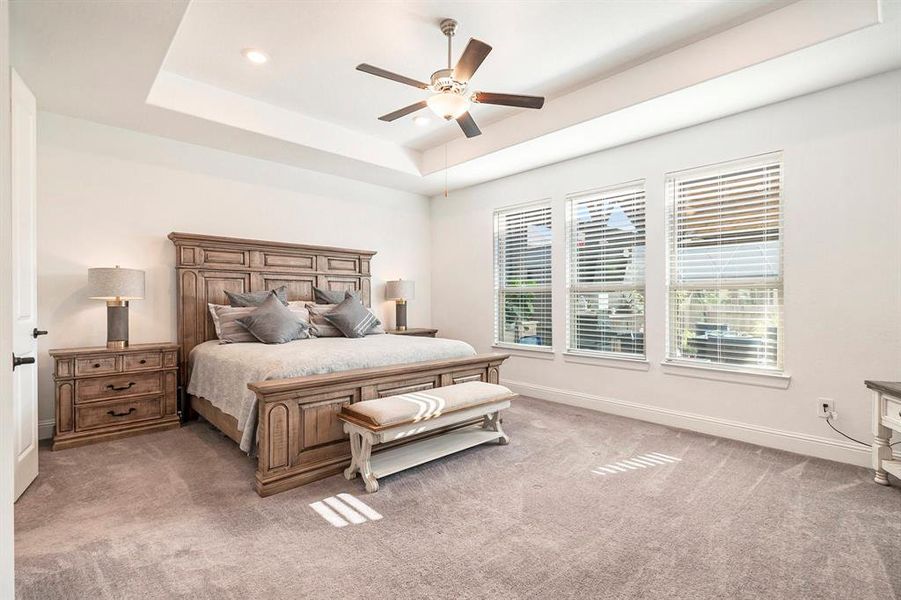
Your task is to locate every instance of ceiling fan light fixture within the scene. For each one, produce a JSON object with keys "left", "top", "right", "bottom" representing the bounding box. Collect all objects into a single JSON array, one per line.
[{"left": 427, "top": 92, "right": 471, "bottom": 120}]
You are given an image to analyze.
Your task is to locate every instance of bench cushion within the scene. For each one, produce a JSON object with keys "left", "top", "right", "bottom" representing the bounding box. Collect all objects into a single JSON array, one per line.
[{"left": 342, "top": 381, "right": 514, "bottom": 428}]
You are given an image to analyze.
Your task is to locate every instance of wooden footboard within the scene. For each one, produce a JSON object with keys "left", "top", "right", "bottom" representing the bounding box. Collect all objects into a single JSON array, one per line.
[{"left": 247, "top": 353, "right": 509, "bottom": 497}]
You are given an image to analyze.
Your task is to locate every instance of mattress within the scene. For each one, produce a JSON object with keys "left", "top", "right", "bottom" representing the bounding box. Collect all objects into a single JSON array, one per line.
[{"left": 187, "top": 335, "right": 477, "bottom": 452}]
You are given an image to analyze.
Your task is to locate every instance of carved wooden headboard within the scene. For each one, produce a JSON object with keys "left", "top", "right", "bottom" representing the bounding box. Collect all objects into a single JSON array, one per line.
[{"left": 168, "top": 232, "right": 376, "bottom": 386}]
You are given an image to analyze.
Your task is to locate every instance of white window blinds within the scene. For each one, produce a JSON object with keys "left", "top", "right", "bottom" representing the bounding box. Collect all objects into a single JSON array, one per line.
[
  {"left": 666, "top": 153, "right": 783, "bottom": 371},
  {"left": 494, "top": 201, "right": 553, "bottom": 348},
  {"left": 566, "top": 182, "right": 646, "bottom": 358}
]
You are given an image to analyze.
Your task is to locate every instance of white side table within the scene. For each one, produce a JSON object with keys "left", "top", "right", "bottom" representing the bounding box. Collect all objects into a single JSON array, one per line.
[{"left": 866, "top": 380, "right": 901, "bottom": 485}]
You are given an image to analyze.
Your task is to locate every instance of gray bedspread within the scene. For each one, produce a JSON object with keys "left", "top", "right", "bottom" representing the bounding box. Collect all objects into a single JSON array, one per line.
[{"left": 187, "top": 335, "right": 477, "bottom": 452}]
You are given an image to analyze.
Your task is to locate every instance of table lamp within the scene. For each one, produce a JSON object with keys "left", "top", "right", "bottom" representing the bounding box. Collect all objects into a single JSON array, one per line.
[
  {"left": 88, "top": 266, "right": 145, "bottom": 349},
  {"left": 385, "top": 279, "right": 415, "bottom": 331}
]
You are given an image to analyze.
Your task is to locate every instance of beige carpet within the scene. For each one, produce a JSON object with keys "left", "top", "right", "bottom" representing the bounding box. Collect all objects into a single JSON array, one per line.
[{"left": 14, "top": 397, "right": 901, "bottom": 599}]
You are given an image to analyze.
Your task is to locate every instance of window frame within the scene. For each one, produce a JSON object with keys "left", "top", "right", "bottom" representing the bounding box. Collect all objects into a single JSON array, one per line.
[
  {"left": 564, "top": 180, "right": 647, "bottom": 362},
  {"left": 664, "top": 152, "right": 785, "bottom": 375},
  {"left": 492, "top": 199, "right": 554, "bottom": 352}
]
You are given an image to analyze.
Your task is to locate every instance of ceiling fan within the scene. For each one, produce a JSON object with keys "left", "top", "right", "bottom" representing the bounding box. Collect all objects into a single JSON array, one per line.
[{"left": 356, "top": 18, "right": 545, "bottom": 138}]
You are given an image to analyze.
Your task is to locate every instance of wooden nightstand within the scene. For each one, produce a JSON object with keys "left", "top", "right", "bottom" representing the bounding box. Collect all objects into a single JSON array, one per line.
[
  {"left": 49, "top": 343, "right": 180, "bottom": 450},
  {"left": 387, "top": 328, "right": 438, "bottom": 338}
]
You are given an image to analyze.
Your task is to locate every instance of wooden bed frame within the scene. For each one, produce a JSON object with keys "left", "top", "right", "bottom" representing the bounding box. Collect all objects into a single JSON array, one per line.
[{"left": 169, "top": 232, "right": 508, "bottom": 497}]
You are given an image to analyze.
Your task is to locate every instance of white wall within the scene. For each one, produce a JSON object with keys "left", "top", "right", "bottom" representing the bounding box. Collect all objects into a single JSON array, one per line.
[
  {"left": 36, "top": 112, "right": 431, "bottom": 435},
  {"left": 431, "top": 70, "right": 901, "bottom": 466}
]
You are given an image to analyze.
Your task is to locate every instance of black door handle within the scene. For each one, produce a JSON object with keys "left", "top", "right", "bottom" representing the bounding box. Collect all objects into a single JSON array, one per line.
[
  {"left": 107, "top": 407, "right": 137, "bottom": 417},
  {"left": 106, "top": 382, "right": 136, "bottom": 392},
  {"left": 32, "top": 328, "right": 48, "bottom": 338},
  {"left": 12, "top": 354, "right": 36, "bottom": 370}
]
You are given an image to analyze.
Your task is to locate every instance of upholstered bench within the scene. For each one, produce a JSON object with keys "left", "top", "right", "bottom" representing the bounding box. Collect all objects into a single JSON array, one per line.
[{"left": 338, "top": 381, "right": 515, "bottom": 492}]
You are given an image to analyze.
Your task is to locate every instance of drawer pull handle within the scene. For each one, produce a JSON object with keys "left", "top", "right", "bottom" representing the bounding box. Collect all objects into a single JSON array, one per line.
[
  {"left": 106, "top": 382, "right": 135, "bottom": 392},
  {"left": 93, "top": 363, "right": 101, "bottom": 368},
  {"left": 107, "top": 407, "right": 136, "bottom": 417},
  {"left": 139, "top": 359, "right": 147, "bottom": 364}
]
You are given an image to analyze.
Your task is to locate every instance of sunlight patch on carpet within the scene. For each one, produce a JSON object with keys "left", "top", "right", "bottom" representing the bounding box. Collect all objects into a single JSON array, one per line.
[
  {"left": 310, "top": 494, "right": 383, "bottom": 527},
  {"left": 592, "top": 452, "right": 682, "bottom": 476}
]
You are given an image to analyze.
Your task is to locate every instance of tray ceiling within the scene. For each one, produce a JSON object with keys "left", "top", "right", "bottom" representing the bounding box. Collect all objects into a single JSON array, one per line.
[
  {"left": 161, "top": 0, "right": 782, "bottom": 150},
  {"left": 11, "top": 0, "right": 900, "bottom": 195}
]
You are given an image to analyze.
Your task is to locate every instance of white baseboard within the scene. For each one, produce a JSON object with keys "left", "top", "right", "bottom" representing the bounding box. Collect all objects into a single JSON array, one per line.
[
  {"left": 37, "top": 383, "right": 897, "bottom": 468},
  {"left": 504, "top": 379, "right": 897, "bottom": 468},
  {"left": 38, "top": 419, "right": 54, "bottom": 441}
]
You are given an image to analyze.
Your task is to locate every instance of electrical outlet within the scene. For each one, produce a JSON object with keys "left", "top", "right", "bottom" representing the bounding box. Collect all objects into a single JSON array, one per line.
[{"left": 817, "top": 398, "right": 835, "bottom": 419}]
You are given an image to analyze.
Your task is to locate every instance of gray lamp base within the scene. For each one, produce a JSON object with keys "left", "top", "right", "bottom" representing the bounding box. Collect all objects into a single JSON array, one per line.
[
  {"left": 395, "top": 300, "right": 407, "bottom": 331},
  {"left": 106, "top": 300, "right": 130, "bottom": 350}
]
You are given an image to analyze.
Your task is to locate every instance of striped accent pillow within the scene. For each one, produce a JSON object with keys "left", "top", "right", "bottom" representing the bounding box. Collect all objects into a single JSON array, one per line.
[
  {"left": 208, "top": 303, "right": 227, "bottom": 337},
  {"left": 323, "top": 296, "right": 382, "bottom": 338},
  {"left": 305, "top": 303, "right": 343, "bottom": 337},
  {"left": 215, "top": 303, "right": 311, "bottom": 343},
  {"left": 214, "top": 306, "right": 257, "bottom": 343}
]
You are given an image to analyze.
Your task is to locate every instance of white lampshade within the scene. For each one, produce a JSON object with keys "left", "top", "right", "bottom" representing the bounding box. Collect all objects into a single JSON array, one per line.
[
  {"left": 427, "top": 92, "right": 471, "bottom": 120},
  {"left": 88, "top": 267, "right": 145, "bottom": 300},
  {"left": 385, "top": 279, "right": 415, "bottom": 301}
]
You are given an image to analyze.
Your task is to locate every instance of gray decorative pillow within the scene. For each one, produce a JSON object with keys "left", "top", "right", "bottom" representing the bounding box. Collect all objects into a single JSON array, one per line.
[
  {"left": 214, "top": 306, "right": 258, "bottom": 344},
  {"left": 323, "top": 296, "right": 382, "bottom": 338},
  {"left": 226, "top": 285, "right": 288, "bottom": 307},
  {"left": 305, "top": 303, "right": 344, "bottom": 338},
  {"left": 237, "top": 293, "right": 310, "bottom": 344},
  {"left": 313, "top": 287, "right": 361, "bottom": 305}
]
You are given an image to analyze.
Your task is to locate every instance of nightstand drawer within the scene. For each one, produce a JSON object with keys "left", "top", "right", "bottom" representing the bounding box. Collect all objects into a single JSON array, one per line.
[
  {"left": 75, "top": 356, "right": 119, "bottom": 376},
  {"left": 123, "top": 351, "right": 162, "bottom": 372},
  {"left": 883, "top": 396, "right": 901, "bottom": 427},
  {"left": 76, "top": 372, "right": 161, "bottom": 404},
  {"left": 75, "top": 396, "right": 162, "bottom": 431}
]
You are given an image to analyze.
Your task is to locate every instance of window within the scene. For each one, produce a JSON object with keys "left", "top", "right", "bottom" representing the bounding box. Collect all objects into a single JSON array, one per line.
[
  {"left": 565, "top": 182, "right": 646, "bottom": 359},
  {"left": 666, "top": 153, "right": 783, "bottom": 372},
  {"left": 494, "top": 201, "right": 553, "bottom": 349}
]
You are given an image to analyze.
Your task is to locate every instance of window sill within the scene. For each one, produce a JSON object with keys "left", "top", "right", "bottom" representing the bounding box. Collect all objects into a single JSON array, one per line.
[
  {"left": 563, "top": 351, "right": 650, "bottom": 371},
  {"left": 661, "top": 360, "right": 791, "bottom": 389},
  {"left": 492, "top": 343, "right": 556, "bottom": 360}
]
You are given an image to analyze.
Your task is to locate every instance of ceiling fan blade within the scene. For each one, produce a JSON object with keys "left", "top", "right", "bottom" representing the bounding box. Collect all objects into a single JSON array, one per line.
[
  {"left": 453, "top": 39, "right": 492, "bottom": 83},
  {"left": 473, "top": 92, "right": 545, "bottom": 109},
  {"left": 378, "top": 101, "right": 428, "bottom": 122},
  {"left": 356, "top": 63, "right": 430, "bottom": 90},
  {"left": 456, "top": 111, "right": 481, "bottom": 138}
]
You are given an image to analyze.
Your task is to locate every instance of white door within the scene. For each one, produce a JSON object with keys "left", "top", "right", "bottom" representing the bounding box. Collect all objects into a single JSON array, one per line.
[
  {"left": 1, "top": 8, "right": 17, "bottom": 594},
  {"left": 11, "top": 69, "right": 38, "bottom": 500}
]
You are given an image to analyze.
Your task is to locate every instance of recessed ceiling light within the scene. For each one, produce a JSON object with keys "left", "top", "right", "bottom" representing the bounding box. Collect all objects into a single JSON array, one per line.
[
  {"left": 412, "top": 116, "right": 430, "bottom": 127},
  {"left": 242, "top": 48, "right": 269, "bottom": 65}
]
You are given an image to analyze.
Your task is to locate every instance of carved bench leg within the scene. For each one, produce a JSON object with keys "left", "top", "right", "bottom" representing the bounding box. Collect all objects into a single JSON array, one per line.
[
  {"left": 359, "top": 434, "right": 379, "bottom": 493},
  {"left": 344, "top": 430, "right": 360, "bottom": 480},
  {"left": 482, "top": 412, "right": 509, "bottom": 445}
]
